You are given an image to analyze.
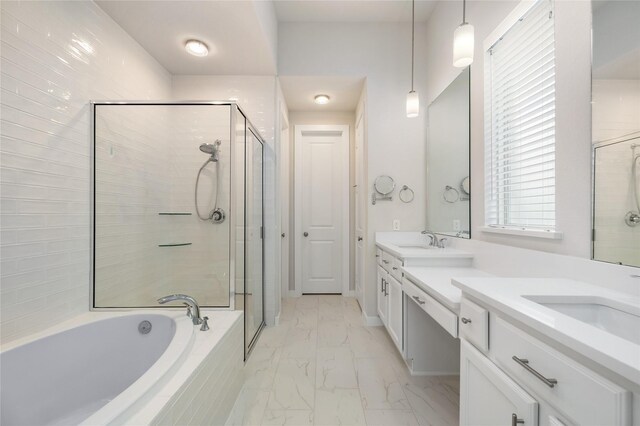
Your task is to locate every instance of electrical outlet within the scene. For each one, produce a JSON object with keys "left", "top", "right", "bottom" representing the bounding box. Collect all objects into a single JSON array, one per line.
[
  {"left": 453, "top": 219, "right": 461, "bottom": 231},
  {"left": 393, "top": 219, "right": 400, "bottom": 231}
]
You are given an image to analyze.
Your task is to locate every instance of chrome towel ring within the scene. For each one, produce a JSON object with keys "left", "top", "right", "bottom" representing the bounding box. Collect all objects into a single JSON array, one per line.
[
  {"left": 399, "top": 185, "right": 414, "bottom": 203},
  {"left": 443, "top": 185, "right": 459, "bottom": 203}
]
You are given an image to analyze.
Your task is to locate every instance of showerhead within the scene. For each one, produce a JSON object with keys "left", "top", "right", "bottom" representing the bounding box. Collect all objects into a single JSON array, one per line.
[{"left": 199, "top": 140, "right": 221, "bottom": 161}]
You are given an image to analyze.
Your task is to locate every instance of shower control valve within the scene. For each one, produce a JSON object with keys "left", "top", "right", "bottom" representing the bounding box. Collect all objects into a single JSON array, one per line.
[{"left": 210, "top": 208, "right": 226, "bottom": 224}]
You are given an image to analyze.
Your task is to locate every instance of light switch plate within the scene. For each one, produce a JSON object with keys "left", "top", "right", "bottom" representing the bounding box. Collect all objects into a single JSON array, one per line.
[
  {"left": 453, "top": 219, "right": 461, "bottom": 231},
  {"left": 393, "top": 219, "right": 400, "bottom": 231}
]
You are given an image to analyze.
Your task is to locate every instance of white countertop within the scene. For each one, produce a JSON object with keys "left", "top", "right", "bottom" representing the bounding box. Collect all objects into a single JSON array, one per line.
[
  {"left": 376, "top": 241, "right": 474, "bottom": 260},
  {"left": 452, "top": 277, "right": 640, "bottom": 386},
  {"left": 402, "top": 267, "right": 493, "bottom": 312}
]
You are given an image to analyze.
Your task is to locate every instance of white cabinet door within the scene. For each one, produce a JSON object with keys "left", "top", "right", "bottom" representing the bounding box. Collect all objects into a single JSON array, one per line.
[
  {"left": 377, "top": 266, "right": 388, "bottom": 326},
  {"left": 460, "top": 340, "right": 538, "bottom": 426},
  {"left": 387, "top": 275, "right": 403, "bottom": 353}
]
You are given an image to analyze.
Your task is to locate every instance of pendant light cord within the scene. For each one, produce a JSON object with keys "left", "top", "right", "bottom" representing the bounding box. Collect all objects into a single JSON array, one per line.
[
  {"left": 411, "top": 0, "right": 415, "bottom": 92},
  {"left": 462, "top": 0, "right": 467, "bottom": 24}
]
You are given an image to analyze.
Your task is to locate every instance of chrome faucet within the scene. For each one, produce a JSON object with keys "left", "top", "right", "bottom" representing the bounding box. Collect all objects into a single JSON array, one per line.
[
  {"left": 158, "top": 294, "right": 203, "bottom": 326},
  {"left": 421, "top": 230, "right": 446, "bottom": 248}
]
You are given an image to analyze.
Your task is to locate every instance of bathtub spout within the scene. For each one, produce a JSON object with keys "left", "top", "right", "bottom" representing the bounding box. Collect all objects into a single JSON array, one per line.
[{"left": 158, "top": 294, "right": 203, "bottom": 326}]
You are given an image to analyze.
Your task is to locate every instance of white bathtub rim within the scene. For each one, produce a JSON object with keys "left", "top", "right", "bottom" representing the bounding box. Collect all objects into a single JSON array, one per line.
[
  {"left": 80, "top": 313, "right": 195, "bottom": 426},
  {"left": 0, "top": 311, "right": 195, "bottom": 426}
]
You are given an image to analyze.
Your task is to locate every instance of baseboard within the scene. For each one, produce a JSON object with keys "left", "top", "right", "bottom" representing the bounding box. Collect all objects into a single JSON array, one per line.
[
  {"left": 409, "top": 369, "right": 461, "bottom": 376},
  {"left": 274, "top": 312, "right": 280, "bottom": 326},
  {"left": 343, "top": 290, "right": 355, "bottom": 297},
  {"left": 363, "top": 312, "right": 383, "bottom": 326}
]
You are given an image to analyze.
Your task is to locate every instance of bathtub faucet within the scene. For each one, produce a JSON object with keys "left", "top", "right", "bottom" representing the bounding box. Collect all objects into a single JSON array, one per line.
[{"left": 158, "top": 294, "right": 203, "bottom": 326}]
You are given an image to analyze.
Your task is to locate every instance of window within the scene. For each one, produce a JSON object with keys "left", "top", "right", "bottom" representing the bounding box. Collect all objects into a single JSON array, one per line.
[{"left": 484, "top": 0, "right": 557, "bottom": 236}]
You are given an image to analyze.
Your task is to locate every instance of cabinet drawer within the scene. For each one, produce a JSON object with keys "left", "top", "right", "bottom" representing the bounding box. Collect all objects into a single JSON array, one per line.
[
  {"left": 376, "top": 248, "right": 383, "bottom": 266},
  {"left": 403, "top": 277, "right": 458, "bottom": 337},
  {"left": 390, "top": 257, "right": 403, "bottom": 281},
  {"left": 459, "top": 298, "right": 489, "bottom": 352},
  {"left": 381, "top": 251, "right": 393, "bottom": 272},
  {"left": 492, "top": 315, "right": 630, "bottom": 425}
]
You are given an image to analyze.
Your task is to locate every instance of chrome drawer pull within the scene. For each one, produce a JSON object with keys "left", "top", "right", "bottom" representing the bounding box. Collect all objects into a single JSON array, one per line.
[
  {"left": 412, "top": 295, "right": 425, "bottom": 305},
  {"left": 382, "top": 260, "right": 390, "bottom": 264},
  {"left": 460, "top": 317, "right": 472, "bottom": 324},
  {"left": 512, "top": 356, "right": 558, "bottom": 388},
  {"left": 381, "top": 278, "right": 385, "bottom": 293},
  {"left": 392, "top": 267, "right": 398, "bottom": 270},
  {"left": 511, "top": 414, "right": 525, "bottom": 426}
]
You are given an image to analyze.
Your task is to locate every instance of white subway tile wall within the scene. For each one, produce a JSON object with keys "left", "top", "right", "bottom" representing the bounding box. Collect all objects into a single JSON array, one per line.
[{"left": 0, "top": 0, "right": 171, "bottom": 343}]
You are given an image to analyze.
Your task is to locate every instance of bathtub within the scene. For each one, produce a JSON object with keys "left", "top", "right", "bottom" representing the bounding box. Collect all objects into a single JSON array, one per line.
[{"left": 0, "top": 312, "right": 194, "bottom": 426}]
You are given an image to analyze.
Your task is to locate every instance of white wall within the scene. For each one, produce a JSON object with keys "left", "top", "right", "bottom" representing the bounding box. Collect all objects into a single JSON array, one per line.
[
  {"left": 287, "top": 110, "right": 356, "bottom": 294},
  {"left": 423, "top": 0, "right": 593, "bottom": 258},
  {"left": 0, "top": 0, "right": 172, "bottom": 344},
  {"left": 171, "top": 75, "right": 280, "bottom": 325},
  {"left": 279, "top": 22, "right": 429, "bottom": 317}
]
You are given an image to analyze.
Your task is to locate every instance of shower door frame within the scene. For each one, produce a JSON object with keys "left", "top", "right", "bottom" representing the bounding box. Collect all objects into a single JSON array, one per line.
[{"left": 89, "top": 101, "right": 265, "bottom": 316}]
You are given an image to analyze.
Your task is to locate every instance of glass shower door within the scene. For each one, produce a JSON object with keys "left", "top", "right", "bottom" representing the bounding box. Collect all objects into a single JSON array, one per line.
[{"left": 245, "top": 128, "right": 264, "bottom": 355}]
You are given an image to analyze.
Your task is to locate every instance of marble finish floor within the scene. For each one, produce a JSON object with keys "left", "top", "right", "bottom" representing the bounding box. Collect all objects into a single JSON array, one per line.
[{"left": 226, "top": 295, "right": 460, "bottom": 426}]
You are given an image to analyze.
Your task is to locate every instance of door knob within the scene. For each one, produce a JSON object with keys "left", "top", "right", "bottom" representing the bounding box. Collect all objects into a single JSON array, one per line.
[
  {"left": 281, "top": 233, "right": 285, "bottom": 238},
  {"left": 303, "top": 232, "right": 309, "bottom": 237},
  {"left": 357, "top": 236, "right": 363, "bottom": 241}
]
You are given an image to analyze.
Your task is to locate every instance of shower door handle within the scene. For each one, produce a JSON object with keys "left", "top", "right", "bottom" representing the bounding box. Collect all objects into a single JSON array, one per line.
[{"left": 303, "top": 232, "right": 309, "bottom": 237}]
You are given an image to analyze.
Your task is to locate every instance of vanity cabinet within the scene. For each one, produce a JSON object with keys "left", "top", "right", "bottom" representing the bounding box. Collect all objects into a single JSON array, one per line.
[
  {"left": 376, "top": 250, "right": 403, "bottom": 354},
  {"left": 459, "top": 296, "right": 632, "bottom": 426},
  {"left": 461, "top": 340, "right": 539, "bottom": 426}
]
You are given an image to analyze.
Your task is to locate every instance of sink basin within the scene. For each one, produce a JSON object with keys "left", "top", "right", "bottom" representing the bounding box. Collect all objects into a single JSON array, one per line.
[
  {"left": 524, "top": 295, "right": 640, "bottom": 345},
  {"left": 396, "top": 245, "right": 433, "bottom": 249}
]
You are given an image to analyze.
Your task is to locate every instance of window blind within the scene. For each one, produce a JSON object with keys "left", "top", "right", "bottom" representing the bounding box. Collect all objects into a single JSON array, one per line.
[{"left": 484, "top": 0, "right": 556, "bottom": 231}]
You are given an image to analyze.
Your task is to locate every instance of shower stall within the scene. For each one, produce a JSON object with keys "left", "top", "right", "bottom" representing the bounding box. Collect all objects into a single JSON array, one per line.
[{"left": 91, "top": 102, "right": 264, "bottom": 357}]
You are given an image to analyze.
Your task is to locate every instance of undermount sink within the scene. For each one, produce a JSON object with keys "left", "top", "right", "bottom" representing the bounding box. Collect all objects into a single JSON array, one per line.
[
  {"left": 396, "top": 244, "right": 434, "bottom": 249},
  {"left": 524, "top": 295, "right": 640, "bottom": 345}
]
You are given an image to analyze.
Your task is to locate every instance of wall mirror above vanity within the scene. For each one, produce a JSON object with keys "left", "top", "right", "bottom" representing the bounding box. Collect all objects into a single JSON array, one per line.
[
  {"left": 426, "top": 67, "right": 471, "bottom": 239},
  {"left": 591, "top": 0, "right": 640, "bottom": 267}
]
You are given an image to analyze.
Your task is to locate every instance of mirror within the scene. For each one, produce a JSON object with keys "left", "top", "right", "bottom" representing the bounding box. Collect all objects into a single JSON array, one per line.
[
  {"left": 374, "top": 175, "right": 395, "bottom": 195},
  {"left": 592, "top": 0, "right": 640, "bottom": 267},
  {"left": 426, "top": 67, "right": 471, "bottom": 238}
]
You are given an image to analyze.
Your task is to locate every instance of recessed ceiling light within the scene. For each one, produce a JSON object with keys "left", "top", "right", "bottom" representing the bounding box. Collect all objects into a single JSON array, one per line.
[
  {"left": 314, "top": 94, "right": 330, "bottom": 105},
  {"left": 185, "top": 39, "right": 209, "bottom": 57}
]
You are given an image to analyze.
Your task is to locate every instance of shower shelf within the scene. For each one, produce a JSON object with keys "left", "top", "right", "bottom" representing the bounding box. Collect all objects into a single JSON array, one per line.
[
  {"left": 158, "top": 212, "right": 192, "bottom": 216},
  {"left": 158, "top": 243, "right": 192, "bottom": 247}
]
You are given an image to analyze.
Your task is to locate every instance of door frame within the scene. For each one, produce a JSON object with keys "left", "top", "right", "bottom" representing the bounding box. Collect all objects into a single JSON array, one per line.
[
  {"left": 279, "top": 105, "right": 290, "bottom": 302},
  {"left": 294, "top": 124, "right": 350, "bottom": 296}
]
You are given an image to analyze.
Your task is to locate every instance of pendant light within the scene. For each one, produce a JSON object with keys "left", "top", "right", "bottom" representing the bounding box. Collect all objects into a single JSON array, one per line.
[
  {"left": 406, "top": 0, "right": 419, "bottom": 118},
  {"left": 453, "top": 0, "right": 474, "bottom": 68}
]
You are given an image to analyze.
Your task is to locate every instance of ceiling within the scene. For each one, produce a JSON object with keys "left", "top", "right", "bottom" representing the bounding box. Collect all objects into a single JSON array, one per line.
[
  {"left": 274, "top": 0, "right": 436, "bottom": 23},
  {"left": 96, "top": 1, "right": 277, "bottom": 75},
  {"left": 280, "top": 76, "right": 365, "bottom": 111}
]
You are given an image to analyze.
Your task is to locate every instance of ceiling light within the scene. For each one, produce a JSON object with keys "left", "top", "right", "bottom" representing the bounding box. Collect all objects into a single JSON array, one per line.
[
  {"left": 314, "top": 94, "right": 330, "bottom": 105},
  {"left": 453, "top": 0, "right": 474, "bottom": 67},
  {"left": 406, "top": 0, "right": 419, "bottom": 118},
  {"left": 185, "top": 39, "right": 209, "bottom": 57}
]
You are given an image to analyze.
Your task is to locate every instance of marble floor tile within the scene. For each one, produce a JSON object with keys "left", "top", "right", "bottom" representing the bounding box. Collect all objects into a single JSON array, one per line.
[
  {"left": 267, "top": 358, "right": 316, "bottom": 410},
  {"left": 347, "top": 326, "right": 394, "bottom": 358},
  {"left": 314, "top": 388, "right": 366, "bottom": 426},
  {"left": 403, "top": 376, "right": 460, "bottom": 426},
  {"left": 257, "top": 324, "right": 290, "bottom": 348},
  {"left": 280, "top": 327, "right": 317, "bottom": 358},
  {"left": 317, "top": 320, "right": 349, "bottom": 348},
  {"left": 244, "top": 346, "right": 281, "bottom": 390},
  {"left": 355, "top": 357, "right": 411, "bottom": 410},
  {"left": 261, "top": 410, "right": 314, "bottom": 426},
  {"left": 225, "top": 387, "right": 270, "bottom": 426},
  {"left": 364, "top": 409, "right": 420, "bottom": 426},
  {"left": 316, "top": 347, "right": 358, "bottom": 390}
]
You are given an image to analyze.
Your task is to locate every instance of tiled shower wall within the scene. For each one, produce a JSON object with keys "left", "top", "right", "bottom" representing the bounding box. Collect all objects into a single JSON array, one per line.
[{"left": 0, "top": 0, "right": 172, "bottom": 344}]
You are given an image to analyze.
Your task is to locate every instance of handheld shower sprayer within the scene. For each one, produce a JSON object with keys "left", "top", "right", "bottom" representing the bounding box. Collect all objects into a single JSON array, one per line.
[
  {"left": 199, "top": 139, "right": 222, "bottom": 162},
  {"left": 195, "top": 139, "right": 225, "bottom": 223}
]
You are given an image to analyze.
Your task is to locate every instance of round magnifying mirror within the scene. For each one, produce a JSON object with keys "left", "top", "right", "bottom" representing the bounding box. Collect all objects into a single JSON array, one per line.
[
  {"left": 461, "top": 176, "right": 470, "bottom": 195},
  {"left": 374, "top": 175, "right": 395, "bottom": 195}
]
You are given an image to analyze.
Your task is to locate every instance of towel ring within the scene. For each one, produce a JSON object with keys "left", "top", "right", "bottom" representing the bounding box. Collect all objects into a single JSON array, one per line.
[
  {"left": 443, "top": 185, "right": 459, "bottom": 203},
  {"left": 399, "top": 185, "right": 414, "bottom": 203}
]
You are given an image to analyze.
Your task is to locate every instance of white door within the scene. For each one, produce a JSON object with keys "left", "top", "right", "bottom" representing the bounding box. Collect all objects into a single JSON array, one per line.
[
  {"left": 295, "top": 125, "right": 349, "bottom": 294},
  {"left": 460, "top": 340, "right": 539, "bottom": 426},
  {"left": 280, "top": 116, "right": 290, "bottom": 299},
  {"left": 355, "top": 112, "right": 365, "bottom": 307}
]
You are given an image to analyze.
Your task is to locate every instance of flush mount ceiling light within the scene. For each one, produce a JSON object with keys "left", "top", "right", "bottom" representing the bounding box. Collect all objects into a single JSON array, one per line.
[
  {"left": 406, "top": 0, "right": 419, "bottom": 118},
  {"left": 314, "top": 94, "right": 330, "bottom": 105},
  {"left": 453, "top": 0, "right": 474, "bottom": 67},
  {"left": 185, "top": 39, "right": 209, "bottom": 57}
]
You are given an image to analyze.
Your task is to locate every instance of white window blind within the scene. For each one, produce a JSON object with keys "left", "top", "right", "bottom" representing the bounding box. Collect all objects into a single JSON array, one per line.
[{"left": 484, "top": 0, "right": 556, "bottom": 232}]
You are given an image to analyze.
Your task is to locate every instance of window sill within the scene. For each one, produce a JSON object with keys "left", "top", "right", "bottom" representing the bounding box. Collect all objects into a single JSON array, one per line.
[{"left": 481, "top": 226, "right": 563, "bottom": 240}]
